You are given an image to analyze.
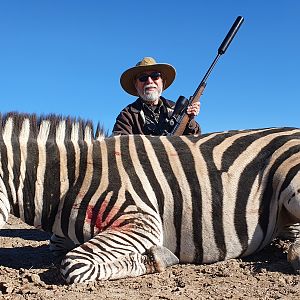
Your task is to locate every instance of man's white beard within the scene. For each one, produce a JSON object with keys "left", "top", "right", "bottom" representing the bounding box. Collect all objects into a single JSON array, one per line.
[{"left": 138, "top": 84, "right": 162, "bottom": 104}]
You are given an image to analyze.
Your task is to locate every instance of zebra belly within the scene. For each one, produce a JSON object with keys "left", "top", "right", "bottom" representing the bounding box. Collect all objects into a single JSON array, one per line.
[
  {"left": 162, "top": 193, "right": 278, "bottom": 264},
  {"left": 163, "top": 222, "right": 274, "bottom": 264}
]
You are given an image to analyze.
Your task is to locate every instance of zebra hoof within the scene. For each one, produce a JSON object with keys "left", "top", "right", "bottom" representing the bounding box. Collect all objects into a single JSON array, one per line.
[
  {"left": 147, "top": 245, "right": 179, "bottom": 273},
  {"left": 287, "top": 241, "right": 300, "bottom": 274}
]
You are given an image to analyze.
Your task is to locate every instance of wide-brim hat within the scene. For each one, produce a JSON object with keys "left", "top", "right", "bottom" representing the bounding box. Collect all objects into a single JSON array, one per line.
[{"left": 120, "top": 57, "right": 176, "bottom": 96}]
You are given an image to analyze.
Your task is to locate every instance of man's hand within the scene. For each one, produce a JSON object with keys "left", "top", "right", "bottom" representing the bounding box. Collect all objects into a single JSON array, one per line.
[{"left": 186, "top": 102, "right": 200, "bottom": 118}]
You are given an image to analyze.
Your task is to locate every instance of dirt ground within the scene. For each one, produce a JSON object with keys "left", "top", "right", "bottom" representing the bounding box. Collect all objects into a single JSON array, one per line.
[{"left": 0, "top": 215, "right": 300, "bottom": 300}]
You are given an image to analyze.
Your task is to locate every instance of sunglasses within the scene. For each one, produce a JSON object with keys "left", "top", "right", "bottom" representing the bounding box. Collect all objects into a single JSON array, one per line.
[{"left": 137, "top": 72, "right": 162, "bottom": 82}]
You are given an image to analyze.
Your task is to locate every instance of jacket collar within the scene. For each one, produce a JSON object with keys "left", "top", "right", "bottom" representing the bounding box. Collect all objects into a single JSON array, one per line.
[{"left": 130, "top": 97, "right": 174, "bottom": 114}]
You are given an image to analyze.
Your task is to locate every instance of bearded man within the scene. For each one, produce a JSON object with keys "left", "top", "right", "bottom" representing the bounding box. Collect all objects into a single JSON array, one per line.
[{"left": 112, "top": 57, "right": 201, "bottom": 135}]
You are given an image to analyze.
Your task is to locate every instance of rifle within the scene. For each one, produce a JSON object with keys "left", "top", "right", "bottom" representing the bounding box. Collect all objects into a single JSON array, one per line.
[{"left": 162, "top": 16, "right": 244, "bottom": 136}]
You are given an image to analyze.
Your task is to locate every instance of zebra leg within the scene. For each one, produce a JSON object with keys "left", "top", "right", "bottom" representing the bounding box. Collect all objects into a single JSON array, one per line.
[
  {"left": 60, "top": 232, "right": 179, "bottom": 283},
  {"left": 0, "top": 177, "right": 10, "bottom": 229},
  {"left": 49, "top": 234, "right": 77, "bottom": 257},
  {"left": 288, "top": 240, "right": 300, "bottom": 274},
  {"left": 281, "top": 180, "right": 300, "bottom": 273},
  {"left": 147, "top": 244, "right": 180, "bottom": 272},
  {"left": 278, "top": 223, "right": 300, "bottom": 241}
]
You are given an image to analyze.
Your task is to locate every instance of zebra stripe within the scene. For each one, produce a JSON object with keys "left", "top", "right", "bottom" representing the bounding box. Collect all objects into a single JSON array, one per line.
[
  {"left": 17, "top": 118, "right": 30, "bottom": 221},
  {"left": 3, "top": 118, "right": 17, "bottom": 209}
]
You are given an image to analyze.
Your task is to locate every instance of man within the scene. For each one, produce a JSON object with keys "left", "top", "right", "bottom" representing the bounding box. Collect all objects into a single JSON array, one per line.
[{"left": 112, "top": 57, "right": 201, "bottom": 135}]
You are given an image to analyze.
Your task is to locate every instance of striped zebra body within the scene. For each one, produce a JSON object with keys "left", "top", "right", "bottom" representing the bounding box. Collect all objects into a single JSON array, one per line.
[{"left": 1, "top": 112, "right": 300, "bottom": 283}]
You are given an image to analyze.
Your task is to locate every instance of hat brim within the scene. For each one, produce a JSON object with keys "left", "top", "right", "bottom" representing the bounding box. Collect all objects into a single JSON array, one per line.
[{"left": 120, "top": 63, "right": 176, "bottom": 96}]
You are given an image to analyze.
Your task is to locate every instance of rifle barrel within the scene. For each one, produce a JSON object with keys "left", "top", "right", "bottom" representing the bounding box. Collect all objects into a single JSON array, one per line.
[
  {"left": 168, "top": 16, "right": 244, "bottom": 136},
  {"left": 193, "top": 16, "right": 244, "bottom": 99},
  {"left": 218, "top": 16, "right": 244, "bottom": 55}
]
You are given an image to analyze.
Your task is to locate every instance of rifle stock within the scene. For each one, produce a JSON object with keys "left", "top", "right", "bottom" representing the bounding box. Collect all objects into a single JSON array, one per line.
[{"left": 168, "top": 16, "right": 244, "bottom": 136}]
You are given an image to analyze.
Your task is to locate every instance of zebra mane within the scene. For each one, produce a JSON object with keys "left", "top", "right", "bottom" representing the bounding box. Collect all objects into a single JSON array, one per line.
[{"left": 0, "top": 112, "right": 107, "bottom": 142}]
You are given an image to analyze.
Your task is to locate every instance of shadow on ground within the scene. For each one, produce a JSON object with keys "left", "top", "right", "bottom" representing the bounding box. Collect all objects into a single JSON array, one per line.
[{"left": 241, "top": 239, "right": 294, "bottom": 275}]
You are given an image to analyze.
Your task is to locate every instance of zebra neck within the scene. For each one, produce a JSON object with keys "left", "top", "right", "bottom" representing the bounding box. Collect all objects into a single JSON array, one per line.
[{"left": 3, "top": 137, "right": 97, "bottom": 232}]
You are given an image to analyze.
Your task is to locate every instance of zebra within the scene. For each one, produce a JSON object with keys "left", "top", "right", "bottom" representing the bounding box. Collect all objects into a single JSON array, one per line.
[{"left": 1, "top": 112, "right": 300, "bottom": 284}]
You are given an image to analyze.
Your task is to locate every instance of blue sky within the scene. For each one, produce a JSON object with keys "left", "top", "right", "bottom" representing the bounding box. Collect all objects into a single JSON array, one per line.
[{"left": 0, "top": 1, "right": 299, "bottom": 134}]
